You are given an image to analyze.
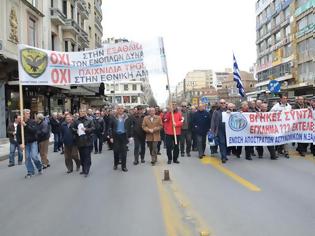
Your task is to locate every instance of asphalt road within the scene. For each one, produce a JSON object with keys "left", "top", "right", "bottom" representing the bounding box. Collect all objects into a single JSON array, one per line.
[{"left": 0, "top": 143, "right": 314, "bottom": 236}]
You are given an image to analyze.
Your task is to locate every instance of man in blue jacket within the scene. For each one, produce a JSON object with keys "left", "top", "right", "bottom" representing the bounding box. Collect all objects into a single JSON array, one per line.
[
  {"left": 61, "top": 114, "right": 80, "bottom": 173},
  {"left": 191, "top": 104, "right": 211, "bottom": 159}
]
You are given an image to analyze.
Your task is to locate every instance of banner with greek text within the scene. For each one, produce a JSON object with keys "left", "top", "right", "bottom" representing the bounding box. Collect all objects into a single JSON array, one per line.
[
  {"left": 18, "top": 38, "right": 166, "bottom": 85},
  {"left": 223, "top": 109, "right": 315, "bottom": 146}
]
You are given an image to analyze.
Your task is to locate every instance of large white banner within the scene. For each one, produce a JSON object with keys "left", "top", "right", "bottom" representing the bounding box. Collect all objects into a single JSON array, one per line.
[
  {"left": 223, "top": 109, "right": 315, "bottom": 146},
  {"left": 18, "top": 38, "right": 165, "bottom": 85}
]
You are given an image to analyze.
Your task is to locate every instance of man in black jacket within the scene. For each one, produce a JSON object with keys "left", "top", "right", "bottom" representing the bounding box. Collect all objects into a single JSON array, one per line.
[
  {"left": 7, "top": 114, "right": 23, "bottom": 167},
  {"left": 94, "top": 110, "right": 106, "bottom": 154},
  {"left": 103, "top": 109, "right": 113, "bottom": 150},
  {"left": 131, "top": 106, "right": 146, "bottom": 165},
  {"left": 72, "top": 109, "right": 95, "bottom": 177},
  {"left": 17, "top": 109, "right": 42, "bottom": 178},
  {"left": 50, "top": 112, "right": 62, "bottom": 153},
  {"left": 36, "top": 113, "right": 51, "bottom": 169},
  {"left": 108, "top": 105, "right": 132, "bottom": 172}
]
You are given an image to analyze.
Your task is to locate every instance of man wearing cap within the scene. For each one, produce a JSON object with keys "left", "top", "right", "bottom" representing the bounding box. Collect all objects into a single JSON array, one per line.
[{"left": 179, "top": 102, "right": 192, "bottom": 157}]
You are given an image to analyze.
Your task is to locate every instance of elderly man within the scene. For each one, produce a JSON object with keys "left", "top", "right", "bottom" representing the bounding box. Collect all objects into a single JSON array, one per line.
[
  {"left": 191, "top": 104, "right": 211, "bottom": 159},
  {"left": 7, "top": 114, "right": 23, "bottom": 167},
  {"left": 163, "top": 103, "right": 183, "bottom": 164},
  {"left": 72, "top": 109, "right": 95, "bottom": 177},
  {"left": 271, "top": 93, "right": 291, "bottom": 158},
  {"left": 130, "top": 106, "right": 146, "bottom": 165},
  {"left": 50, "top": 112, "right": 62, "bottom": 152},
  {"left": 235, "top": 101, "right": 253, "bottom": 160},
  {"left": 61, "top": 113, "right": 80, "bottom": 173},
  {"left": 36, "top": 113, "right": 51, "bottom": 169},
  {"left": 17, "top": 109, "right": 42, "bottom": 178},
  {"left": 142, "top": 107, "right": 163, "bottom": 165},
  {"left": 180, "top": 102, "right": 192, "bottom": 157},
  {"left": 108, "top": 105, "right": 132, "bottom": 172},
  {"left": 294, "top": 96, "right": 308, "bottom": 156},
  {"left": 93, "top": 110, "right": 105, "bottom": 154},
  {"left": 255, "top": 103, "right": 278, "bottom": 160},
  {"left": 211, "top": 99, "right": 228, "bottom": 163}
]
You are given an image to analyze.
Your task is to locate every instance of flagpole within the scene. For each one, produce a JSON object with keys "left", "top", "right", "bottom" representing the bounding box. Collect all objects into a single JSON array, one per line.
[
  {"left": 19, "top": 82, "right": 26, "bottom": 161},
  {"left": 160, "top": 38, "right": 177, "bottom": 144}
]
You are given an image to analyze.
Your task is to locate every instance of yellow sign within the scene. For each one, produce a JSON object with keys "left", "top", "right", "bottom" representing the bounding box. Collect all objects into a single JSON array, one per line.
[
  {"left": 192, "top": 97, "right": 199, "bottom": 106},
  {"left": 21, "top": 48, "right": 48, "bottom": 78}
]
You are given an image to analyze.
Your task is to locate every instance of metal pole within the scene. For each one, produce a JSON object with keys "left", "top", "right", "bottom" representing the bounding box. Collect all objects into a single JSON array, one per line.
[
  {"left": 19, "top": 83, "right": 26, "bottom": 161},
  {"left": 160, "top": 38, "right": 177, "bottom": 144}
]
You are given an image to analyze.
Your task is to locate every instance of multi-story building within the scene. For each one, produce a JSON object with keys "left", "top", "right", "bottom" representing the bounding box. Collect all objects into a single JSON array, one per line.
[
  {"left": 255, "top": 0, "right": 314, "bottom": 99},
  {"left": 218, "top": 71, "right": 257, "bottom": 105},
  {"left": 184, "top": 70, "right": 214, "bottom": 91},
  {"left": 214, "top": 68, "right": 232, "bottom": 90},
  {"left": 0, "top": 0, "right": 103, "bottom": 138}
]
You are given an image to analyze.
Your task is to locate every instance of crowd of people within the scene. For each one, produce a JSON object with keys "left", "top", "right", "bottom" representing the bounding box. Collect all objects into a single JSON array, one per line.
[{"left": 6, "top": 93, "right": 315, "bottom": 178}]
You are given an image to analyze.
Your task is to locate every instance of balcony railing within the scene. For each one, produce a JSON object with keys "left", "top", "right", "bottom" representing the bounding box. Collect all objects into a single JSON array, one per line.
[
  {"left": 94, "top": 3, "right": 102, "bottom": 16},
  {"left": 50, "top": 8, "right": 66, "bottom": 25},
  {"left": 77, "top": 0, "right": 89, "bottom": 19},
  {"left": 95, "top": 17, "right": 103, "bottom": 33}
]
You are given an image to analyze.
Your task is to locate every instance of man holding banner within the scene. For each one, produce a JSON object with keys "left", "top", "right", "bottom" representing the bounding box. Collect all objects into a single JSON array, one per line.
[{"left": 270, "top": 93, "right": 292, "bottom": 158}]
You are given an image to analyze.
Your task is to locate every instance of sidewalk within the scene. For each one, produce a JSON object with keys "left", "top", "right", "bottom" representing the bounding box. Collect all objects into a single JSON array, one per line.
[{"left": 0, "top": 135, "right": 54, "bottom": 162}]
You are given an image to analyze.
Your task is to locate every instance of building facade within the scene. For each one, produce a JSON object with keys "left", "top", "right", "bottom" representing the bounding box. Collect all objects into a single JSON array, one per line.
[
  {"left": 0, "top": 0, "right": 103, "bottom": 138},
  {"left": 255, "top": 0, "right": 314, "bottom": 99},
  {"left": 214, "top": 68, "right": 232, "bottom": 90},
  {"left": 218, "top": 71, "right": 257, "bottom": 105}
]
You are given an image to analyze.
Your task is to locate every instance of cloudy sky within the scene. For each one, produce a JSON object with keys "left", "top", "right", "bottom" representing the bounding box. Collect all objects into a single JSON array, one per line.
[{"left": 102, "top": 0, "right": 257, "bottom": 105}]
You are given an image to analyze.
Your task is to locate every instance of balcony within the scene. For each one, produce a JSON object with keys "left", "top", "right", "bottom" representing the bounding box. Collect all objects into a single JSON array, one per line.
[
  {"left": 296, "top": 24, "right": 315, "bottom": 39},
  {"left": 94, "top": 2, "right": 102, "bottom": 17},
  {"left": 78, "top": 30, "right": 89, "bottom": 49},
  {"left": 50, "top": 8, "right": 66, "bottom": 25},
  {"left": 77, "top": 0, "right": 89, "bottom": 19},
  {"left": 94, "top": 17, "right": 103, "bottom": 33},
  {"left": 295, "top": 0, "right": 315, "bottom": 17},
  {"left": 63, "top": 19, "right": 81, "bottom": 35}
]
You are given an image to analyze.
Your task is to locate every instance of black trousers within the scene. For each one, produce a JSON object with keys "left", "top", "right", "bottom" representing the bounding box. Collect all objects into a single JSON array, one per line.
[
  {"left": 94, "top": 133, "right": 103, "bottom": 152},
  {"left": 113, "top": 133, "right": 128, "bottom": 168},
  {"left": 180, "top": 130, "right": 192, "bottom": 154},
  {"left": 297, "top": 143, "right": 308, "bottom": 153},
  {"left": 134, "top": 136, "right": 146, "bottom": 162},
  {"left": 196, "top": 134, "right": 207, "bottom": 157},
  {"left": 256, "top": 146, "right": 276, "bottom": 158},
  {"left": 78, "top": 146, "right": 92, "bottom": 174},
  {"left": 165, "top": 134, "right": 180, "bottom": 161},
  {"left": 236, "top": 146, "right": 252, "bottom": 158}
]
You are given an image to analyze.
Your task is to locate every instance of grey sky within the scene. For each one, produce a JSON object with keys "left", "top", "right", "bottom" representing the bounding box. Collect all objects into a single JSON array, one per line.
[{"left": 102, "top": 0, "right": 256, "bottom": 105}]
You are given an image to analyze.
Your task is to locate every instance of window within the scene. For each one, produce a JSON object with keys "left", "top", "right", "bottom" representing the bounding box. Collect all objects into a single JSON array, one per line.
[
  {"left": 123, "top": 96, "right": 130, "bottom": 104},
  {"left": 89, "top": 26, "right": 92, "bottom": 38},
  {"left": 297, "top": 0, "right": 309, "bottom": 8},
  {"left": 267, "top": 37, "right": 272, "bottom": 48},
  {"left": 267, "top": 22, "right": 271, "bottom": 32},
  {"left": 298, "top": 62, "right": 315, "bottom": 79},
  {"left": 28, "top": 17, "right": 36, "bottom": 47},
  {"left": 266, "top": 6, "right": 271, "bottom": 18},
  {"left": 62, "top": 0, "right": 67, "bottom": 16},
  {"left": 51, "top": 34, "right": 55, "bottom": 50},
  {"left": 275, "top": 14, "right": 281, "bottom": 26},
  {"left": 124, "top": 84, "right": 129, "bottom": 91},
  {"left": 115, "top": 96, "right": 122, "bottom": 104},
  {"left": 65, "top": 41, "right": 68, "bottom": 52},
  {"left": 298, "top": 38, "right": 314, "bottom": 54},
  {"left": 88, "top": 3, "right": 91, "bottom": 9},
  {"left": 283, "top": 43, "right": 291, "bottom": 58},
  {"left": 284, "top": 25, "right": 291, "bottom": 37},
  {"left": 71, "top": 43, "right": 75, "bottom": 52},
  {"left": 77, "top": 12, "right": 80, "bottom": 25},
  {"left": 297, "top": 13, "right": 314, "bottom": 31},
  {"left": 71, "top": 5, "right": 74, "bottom": 19},
  {"left": 131, "top": 96, "right": 138, "bottom": 103},
  {"left": 132, "top": 84, "right": 137, "bottom": 91},
  {"left": 284, "top": 7, "right": 290, "bottom": 20},
  {"left": 51, "top": 0, "right": 54, "bottom": 8},
  {"left": 275, "top": 31, "right": 281, "bottom": 43}
]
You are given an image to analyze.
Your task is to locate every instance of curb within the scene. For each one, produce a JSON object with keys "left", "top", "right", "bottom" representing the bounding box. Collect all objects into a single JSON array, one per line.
[{"left": 0, "top": 142, "right": 54, "bottom": 162}]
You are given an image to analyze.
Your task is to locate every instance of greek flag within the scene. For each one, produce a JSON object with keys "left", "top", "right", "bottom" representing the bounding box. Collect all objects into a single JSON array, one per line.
[{"left": 233, "top": 54, "right": 245, "bottom": 97}]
